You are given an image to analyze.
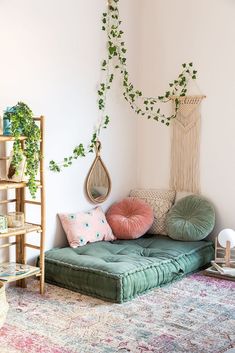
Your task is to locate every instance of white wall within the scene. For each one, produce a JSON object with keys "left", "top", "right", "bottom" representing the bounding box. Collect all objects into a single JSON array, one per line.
[
  {"left": 137, "top": 0, "right": 235, "bottom": 235},
  {"left": 0, "top": 0, "right": 139, "bottom": 257}
]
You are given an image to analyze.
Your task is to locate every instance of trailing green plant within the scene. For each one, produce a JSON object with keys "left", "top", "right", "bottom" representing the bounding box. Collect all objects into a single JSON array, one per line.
[
  {"left": 49, "top": 0, "right": 197, "bottom": 172},
  {"left": 3, "top": 102, "right": 41, "bottom": 198}
]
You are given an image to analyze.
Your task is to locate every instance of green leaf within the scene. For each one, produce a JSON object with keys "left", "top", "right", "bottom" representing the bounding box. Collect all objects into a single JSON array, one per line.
[{"left": 109, "top": 46, "right": 116, "bottom": 55}]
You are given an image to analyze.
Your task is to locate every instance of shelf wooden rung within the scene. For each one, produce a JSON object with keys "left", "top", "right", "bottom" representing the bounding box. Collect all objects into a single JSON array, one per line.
[
  {"left": 25, "top": 200, "right": 41, "bottom": 205},
  {"left": 0, "top": 266, "right": 41, "bottom": 283},
  {"left": 0, "top": 157, "right": 9, "bottom": 160},
  {"left": 29, "top": 223, "right": 41, "bottom": 227},
  {"left": 0, "top": 223, "right": 41, "bottom": 238},
  {"left": 0, "top": 199, "right": 16, "bottom": 204},
  {"left": 0, "top": 180, "right": 26, "bottom": 190},
  {"left": 25, "top": 243, "right": 40, "bottom": 250},
  {"left": 0, "top": 135, "right": 27, "bottom": 142},
  {"left": 0, "top": 242, "right": 16, "bottom": 249},
  {"left": 215, "top": 258, "right": 235, "bottom": 262}
]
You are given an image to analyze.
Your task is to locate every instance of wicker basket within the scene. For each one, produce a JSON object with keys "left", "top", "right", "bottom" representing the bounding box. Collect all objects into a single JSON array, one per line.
[{"left": 0, "top": 282, "right": 8, "bottom": 328}]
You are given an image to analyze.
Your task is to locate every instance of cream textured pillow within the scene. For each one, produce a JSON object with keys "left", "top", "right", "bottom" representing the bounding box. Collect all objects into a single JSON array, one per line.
[{"left": 130, "top": 189, "right": 176, "bottom": 235}]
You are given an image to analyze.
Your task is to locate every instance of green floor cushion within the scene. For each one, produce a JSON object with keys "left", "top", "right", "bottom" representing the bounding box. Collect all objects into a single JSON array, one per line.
[
  {"left": 166, "top": 195, "right": 215, "bottom": 241},
  {"left": 44, "top": 235, "right": 214, "bottom": 303}
]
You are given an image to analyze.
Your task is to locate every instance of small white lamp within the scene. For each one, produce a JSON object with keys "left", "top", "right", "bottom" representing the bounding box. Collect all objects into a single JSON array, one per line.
[{"left": 216, "top": 228, "right": 235, "bottom": 267}]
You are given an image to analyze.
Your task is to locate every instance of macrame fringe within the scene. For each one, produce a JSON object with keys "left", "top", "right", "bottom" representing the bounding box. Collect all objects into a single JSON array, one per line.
[{"left": 170, "top": 96, "right": 204, "bottom": 193}]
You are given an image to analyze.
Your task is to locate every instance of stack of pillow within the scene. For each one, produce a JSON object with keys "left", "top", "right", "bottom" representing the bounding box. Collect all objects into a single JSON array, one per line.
[{"left": 59, "top": 189, "right": 215, "bottom": 248}]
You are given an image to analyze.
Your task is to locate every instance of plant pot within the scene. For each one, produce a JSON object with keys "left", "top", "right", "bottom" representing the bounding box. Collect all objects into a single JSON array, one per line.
[
  {"left": 0, "top": 282, "right": 9, "bottom": 328},
  {"left": 3, "top": 117, "right": 11, "bottom": 136}
]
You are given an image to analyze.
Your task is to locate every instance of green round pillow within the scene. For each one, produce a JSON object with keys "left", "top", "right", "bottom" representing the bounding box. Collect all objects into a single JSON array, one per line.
[{"left": 166, "top": 195, "right": 215, "bottom": 241}]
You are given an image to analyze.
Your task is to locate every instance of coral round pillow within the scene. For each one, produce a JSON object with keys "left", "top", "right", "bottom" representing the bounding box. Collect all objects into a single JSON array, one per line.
[
  {"left": 166, "top": 195, "right": 215, "bottom": 241},
  {"left": 106, "top": 197, "right": 154, "bottom": 239}
]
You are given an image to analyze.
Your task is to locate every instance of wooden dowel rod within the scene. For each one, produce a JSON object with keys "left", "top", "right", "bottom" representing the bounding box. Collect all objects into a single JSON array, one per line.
[
  {"left": 0, "top": 242, "right": 16, "bottom": 248},
  {"left": 0, "top": 157, "right": 10, "bottom": 160},
  {"left": 25, "top": 243, "right": 40, "bottom": 250},
  {"left": 24, "top": 200, "right": 41, "bottom": 205},
  {"left": 0, "top": 199, "right": 16, "bottom": 204},
  {"left": 28, "top": 222, "right": 41, "bottom": 227},
  {"left": 170, "top": 94, "right": 206, "bottom": 100},
  {"left": 225, "top": 240, "right": 231, "bottom": 267},
  {"left": 39, "top": 115, "right": 45, "bottom": 295}
]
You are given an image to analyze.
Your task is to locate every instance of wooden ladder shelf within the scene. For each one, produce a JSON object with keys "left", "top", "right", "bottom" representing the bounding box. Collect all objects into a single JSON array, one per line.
[{"left": 0, "top": 116, "right": 45, "bottom": 294}]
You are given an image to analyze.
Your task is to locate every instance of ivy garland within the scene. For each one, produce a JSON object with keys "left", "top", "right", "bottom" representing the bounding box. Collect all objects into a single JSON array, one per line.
[
  {"left": 49, "top": 0, "right": 197, "bottom": 172},
  {"left": 4, "top": 102, "right": 41, "bottom": 198}
]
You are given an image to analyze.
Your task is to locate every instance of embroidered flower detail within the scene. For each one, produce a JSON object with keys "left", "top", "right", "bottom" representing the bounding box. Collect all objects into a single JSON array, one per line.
[
  {"left": 68, "top": 214, "right": 76, "bottom": 220},
  {"left": 79, "top": 237, "right": 84, "bottom": 244},
  {"left": 96, "top": 233, "right": 100, "bottom": 238},
  {"left": 83, "top": 222, "right": 90, "bottom": 228}
]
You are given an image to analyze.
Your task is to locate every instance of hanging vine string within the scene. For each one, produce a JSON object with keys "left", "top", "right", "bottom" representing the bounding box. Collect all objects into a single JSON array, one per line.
[{"left": 49, "top": 0, "right": 197, "bottom": 172}]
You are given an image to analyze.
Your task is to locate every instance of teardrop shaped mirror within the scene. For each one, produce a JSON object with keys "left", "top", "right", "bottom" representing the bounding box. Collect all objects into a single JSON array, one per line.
[{"left": 85, "top": 141, "right": 111, "bottom": 204}]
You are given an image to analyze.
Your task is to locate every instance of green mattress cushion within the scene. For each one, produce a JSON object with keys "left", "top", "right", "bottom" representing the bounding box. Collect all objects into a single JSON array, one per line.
[{"left": 44, "top": 235, "right": 214, "bottom": 303}]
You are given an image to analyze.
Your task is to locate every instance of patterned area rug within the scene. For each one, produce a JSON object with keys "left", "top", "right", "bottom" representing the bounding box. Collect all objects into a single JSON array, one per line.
[{"left": 0, "top": 274, "right": 235, "bottom": 353}]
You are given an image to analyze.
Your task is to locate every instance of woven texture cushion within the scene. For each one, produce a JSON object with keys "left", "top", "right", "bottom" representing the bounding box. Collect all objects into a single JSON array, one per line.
[
  {"left": 130, "top": 189, "right": 176, "bottom": 235},
  {"left": 59, "top": 207, "right": 115, "bottom": 248},
  {"left": 44, "top": 235, "right": 214, "bottom": 303},
  {"left": 106, "top": 197, "right": 154, "bottom": 239},
  {"left": 166, "top": 195, "right": 215, "bottom": 241}
]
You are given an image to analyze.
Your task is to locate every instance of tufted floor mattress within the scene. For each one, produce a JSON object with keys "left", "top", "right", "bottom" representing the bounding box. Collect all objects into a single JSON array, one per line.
[{"left": 44, "top": 235, "right": 214, "bottom": 303}]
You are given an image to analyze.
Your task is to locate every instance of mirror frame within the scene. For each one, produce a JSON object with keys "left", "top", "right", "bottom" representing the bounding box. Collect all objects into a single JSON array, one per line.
[{"left": 85, "top": 141, "right": 111, "bottom": 204}]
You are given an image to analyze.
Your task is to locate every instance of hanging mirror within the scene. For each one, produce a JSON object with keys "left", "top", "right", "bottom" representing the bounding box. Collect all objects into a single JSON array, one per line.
[{"left": 85, "top": 141, "right": 111, "bottom": 204}]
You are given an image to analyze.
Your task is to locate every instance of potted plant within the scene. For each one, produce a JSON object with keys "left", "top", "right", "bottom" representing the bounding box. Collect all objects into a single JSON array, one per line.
[{"left": 3, "top": 102, "right": 41, "bottom": 198}]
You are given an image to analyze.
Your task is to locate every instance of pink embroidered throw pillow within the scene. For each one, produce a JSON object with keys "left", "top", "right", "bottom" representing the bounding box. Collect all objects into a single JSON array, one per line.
[
  {"left": 59, "top": 207, "right": 115, "bottom": 248},
  {"left": 106, "top": 197, "right": 154, "bottom": 239}
]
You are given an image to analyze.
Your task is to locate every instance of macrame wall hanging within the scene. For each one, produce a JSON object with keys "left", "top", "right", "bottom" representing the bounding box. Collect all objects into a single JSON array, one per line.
[{"left": 170, "top": 95, "right": 206, "bottom": 193}]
